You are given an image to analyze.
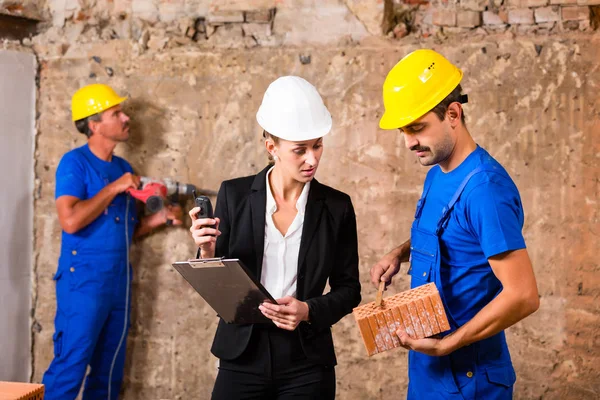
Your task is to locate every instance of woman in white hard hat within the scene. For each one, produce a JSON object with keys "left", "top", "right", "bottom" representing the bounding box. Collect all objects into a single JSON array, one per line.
[{"left": 189, "top": 76, "right": 361, "bottom": 399}]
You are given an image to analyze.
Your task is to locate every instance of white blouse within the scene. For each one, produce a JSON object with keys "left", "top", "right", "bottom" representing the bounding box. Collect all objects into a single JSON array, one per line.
[{"left": 260, "top": 167, "right": 310, "bottom": 299}]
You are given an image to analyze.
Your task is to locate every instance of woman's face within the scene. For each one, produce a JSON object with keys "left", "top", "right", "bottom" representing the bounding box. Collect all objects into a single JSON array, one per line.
[{"left": 269, "top": 137, "right": 324, "bottom": 183}]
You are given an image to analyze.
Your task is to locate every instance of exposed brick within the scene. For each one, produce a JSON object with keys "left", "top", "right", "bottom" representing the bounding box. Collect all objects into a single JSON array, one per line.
[
  {"left": 132, "top": 0, "right": 159, "bottom": 23},
  {"left": 241, "top": 22, "right": 272, "bottom": 38},
  {"left": 561, "top": 5, "right": 590, "bottom": 19},
  {"left": 483, "top": 10, "right": 509, "bottom": 24},
  {"left": 515, "top": 23, "right": 538, "bottom": 32},
  {"left": 444, "top": 26, "right": 471, "bottom": 33},
  {"left": 563, "top": 19, "right": 581, "bottom": 28},
  {"left": 508, "top": 8, "right": 535, "bottom": 23},
  {"left": 432, "top": 10, "right": 457, "bottom": 26},
  {"left": 207, "top": 10, "right": 245, "bottom": 25},
  {"left": 113, "top": 0, "right": 133, "bottom": 15},
  {"left": 158, "top": 1, "right": 185, "bottom": 23},
  {"left": 577, "top": 0, "right": 600, "bottom": 5},
  {"left": 485, "top": 23, "right": 510, "bottom": 31},
  {"left": 535, "top": 6, "right": 561, "bottom": 22},
  {"left": 210, "top": 0, "right": 275, "bottom": 12},
  {"left": 505, "top": 0, "right": 523, "bottom": 8},
  {"left": 415, "top": 10, "right": 434, "bottom": 25},
  {"left": 460, "top": 0, "right": 488, "bottom": 11},
  {"left": 523, "top": 0, "right": 550, "bottom": 5},
  {"left": 457, "top": 10, "right": 482, "bottom": 27},
  {"left": 550, "top": 0, "right": 577, "bottom": 4},
  {"left": 578, "top": 18, "right": 591, "bottom": 29},
  {"left": 536, "top": 21, "right": 558, "bottom": 29},
  {"left": 245, "top": 9, "right": 273, "bottom": 23}
]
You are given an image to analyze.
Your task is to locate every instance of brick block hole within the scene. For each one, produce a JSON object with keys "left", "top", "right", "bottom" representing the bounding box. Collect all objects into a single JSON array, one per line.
[
  {"left": 592, "top": 6, "right": 600, "bottom": 30},
  {"left": 382, "top": 0, "right": 425, "bottom": 38}
]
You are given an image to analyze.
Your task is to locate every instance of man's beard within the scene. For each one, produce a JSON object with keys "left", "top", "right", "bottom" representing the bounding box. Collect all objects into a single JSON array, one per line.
[{"left": 411, "top": 133, "right": 453, "bottom": 167}]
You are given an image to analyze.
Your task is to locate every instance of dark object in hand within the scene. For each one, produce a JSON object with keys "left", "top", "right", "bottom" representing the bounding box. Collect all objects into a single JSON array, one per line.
[{"left": 193, "top": 190, "right": 215, "bottom": 233}]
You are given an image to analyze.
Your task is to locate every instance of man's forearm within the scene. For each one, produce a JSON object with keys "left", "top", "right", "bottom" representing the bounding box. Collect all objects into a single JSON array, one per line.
[
  {"left": 134, "top": 218, "right": 154, "bottom": 238},
  {"left": 443, "top": 288, "right": 539, "bottom": 353},
  {"left": 393, "top": 239, "right": 411, "bottom": 263},
  {"left": 60, "top": 186, "right": 119, "bottom": 233},
  {"left": 134, "top": 213, "right": 166, "bottom": 238},
  {"left": 444, "top": 249, "right": 539, "bottom": 353}
]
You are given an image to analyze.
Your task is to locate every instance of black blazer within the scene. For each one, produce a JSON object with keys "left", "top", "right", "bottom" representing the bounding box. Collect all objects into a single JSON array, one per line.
[{"left": 210, "top": 166, "right": 361, "bottom": 366}]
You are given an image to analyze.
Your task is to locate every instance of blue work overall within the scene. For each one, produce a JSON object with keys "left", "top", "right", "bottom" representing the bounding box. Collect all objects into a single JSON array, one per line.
[
  {"left": 42, "top": 144, "right": 136, "bottom": 400},
  {"left": 407, "top": 165, "right": 517, "bottom": 400}
]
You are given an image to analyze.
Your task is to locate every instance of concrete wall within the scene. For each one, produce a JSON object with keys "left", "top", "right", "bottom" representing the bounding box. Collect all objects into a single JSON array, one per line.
[
  {"left": 3, "top": 0, "right": 597, "bottom": 398},
  {"left": 0, "top": 49, "right": 36, "bottom": 381}
]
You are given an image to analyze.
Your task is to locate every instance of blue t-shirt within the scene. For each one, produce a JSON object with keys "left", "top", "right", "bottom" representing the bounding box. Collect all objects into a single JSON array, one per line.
[
  {"left": 417, "top": 145, "right": 526, "bottom": 265},
  {"left": 55, "top": 144, "right": 138, "bottom": 256},
  {"left": 414, "top": 146, "right": 526, "bottom": 324}
]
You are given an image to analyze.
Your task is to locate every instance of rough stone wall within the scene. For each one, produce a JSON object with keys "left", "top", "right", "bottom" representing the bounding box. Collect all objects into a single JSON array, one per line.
[{"left": 6, "top": 0, "right": 598, "bottom": 399}]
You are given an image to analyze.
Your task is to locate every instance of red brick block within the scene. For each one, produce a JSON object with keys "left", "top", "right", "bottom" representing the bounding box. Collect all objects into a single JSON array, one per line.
[
  {"left": 432, "top": 10, "right": 457, "bottom": 26},
  {"left": 353, "top": 283, "right": 451, "bottom": 356},
  {"left": 576, "top": 0, "right": 600, "bottom": 5},
  {"left": 561, "top": 5, "right": 590, "bottom": 20},
  {"left": 550, "top": 0, "right": 577, "bottom": 5},
  {"left": 457, "top": 10, "right": 482, "bottom": 27},
  {"left": 508, "top": 8, "right": 535, "bottom": 24}
]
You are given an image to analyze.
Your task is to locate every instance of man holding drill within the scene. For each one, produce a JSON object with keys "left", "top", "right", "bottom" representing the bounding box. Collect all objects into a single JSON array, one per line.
[
  {"left": 42, "top": 83, "right": 183, "bottom": 399},
  {"left": 370, "top": 49, "right": 539, "bottom": 399}
]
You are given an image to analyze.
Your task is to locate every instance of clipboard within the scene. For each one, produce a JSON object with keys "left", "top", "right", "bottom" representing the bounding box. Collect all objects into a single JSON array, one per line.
[{"left": 172, "top": 257, "right": 276, "bottom": 324}]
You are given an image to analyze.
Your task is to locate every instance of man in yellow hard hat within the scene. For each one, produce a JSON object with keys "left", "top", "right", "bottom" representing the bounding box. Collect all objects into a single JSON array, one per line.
[
  {"left": 370, "top": 49, "right": 539, "bottom": 399},
  {"left": 42, "top": 83, "right": 182, "bottom": 400}
]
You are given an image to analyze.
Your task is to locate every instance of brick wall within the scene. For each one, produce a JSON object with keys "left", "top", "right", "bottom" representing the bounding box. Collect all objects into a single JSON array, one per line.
[
  {"left": 385, "top": 0, "right": 598, "bottom": 37},
  {"left": 9, "top": 0, "right": 596, "bottom": 46}
]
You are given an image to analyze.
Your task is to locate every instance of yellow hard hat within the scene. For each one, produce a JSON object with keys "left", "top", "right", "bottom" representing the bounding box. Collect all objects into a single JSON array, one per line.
[
  {"left": 379, "top": 49, "right": 463, "bottom": 130},
  {"left": 71, "top": 83, "right": 127, "bottom": 121}
]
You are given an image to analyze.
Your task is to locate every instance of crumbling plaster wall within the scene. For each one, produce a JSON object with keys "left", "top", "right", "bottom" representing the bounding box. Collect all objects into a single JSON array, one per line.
[{"left": 18, "top": 0, "right": 600, "bottom": 399}]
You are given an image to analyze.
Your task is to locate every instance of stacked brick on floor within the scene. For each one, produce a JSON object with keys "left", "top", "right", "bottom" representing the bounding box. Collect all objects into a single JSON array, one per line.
[
  {"left": 353, "top": 283, "right": 451, "bottom": 356},
  {"left": 0, "top": 381, "right": 44, "bottom": 400}
]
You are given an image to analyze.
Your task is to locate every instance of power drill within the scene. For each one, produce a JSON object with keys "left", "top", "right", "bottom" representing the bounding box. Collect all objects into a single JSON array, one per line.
[{"left": 127, "top": 177, "right": 198, "bottom": 213}]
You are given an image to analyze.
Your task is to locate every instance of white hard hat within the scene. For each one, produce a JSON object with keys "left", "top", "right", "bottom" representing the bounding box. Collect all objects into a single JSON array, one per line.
[{"left": 256, "top": 76, "right": 332, "bottom": 141}]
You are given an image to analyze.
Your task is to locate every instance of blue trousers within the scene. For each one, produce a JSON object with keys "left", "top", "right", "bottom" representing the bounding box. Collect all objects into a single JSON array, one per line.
[
  {"left": 407, "top": 340, "right": 515, "bottom": 400},
  {"left": 42, "top": 253, "right": 131, "bottom": 400}
]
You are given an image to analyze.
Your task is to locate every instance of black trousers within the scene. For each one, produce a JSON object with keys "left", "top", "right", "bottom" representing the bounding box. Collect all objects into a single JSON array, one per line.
[{"left": 212, "top": 324, "right": 336, "bottom": 400}]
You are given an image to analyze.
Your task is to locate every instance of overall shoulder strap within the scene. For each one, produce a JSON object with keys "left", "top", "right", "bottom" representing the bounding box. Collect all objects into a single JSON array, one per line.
[
  {"left": 435, "top": 164, "right": 498, "bottom": 235},
  {"left": 414, "top": 167, "right": 438, "bottom": 220}
]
